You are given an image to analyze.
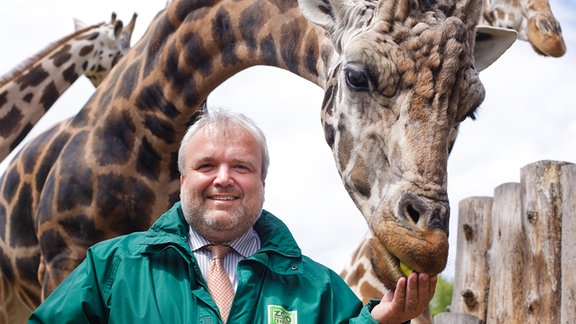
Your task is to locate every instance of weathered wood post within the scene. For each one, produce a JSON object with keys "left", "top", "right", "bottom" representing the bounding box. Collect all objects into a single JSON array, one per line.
[
  {"left": 437, "top": 160, "right": 576, "bottom": 323},
  {"left": 450, "top": 197, "right": 493, "bottom": 322},
  {"left": 485, "top": 182, "right": 524, "bottom": 322},
  {"left": 516, "top": 161, "right": 567, "bottom": 322},
  {"left": 561, "top": 164, "right": 576, "bottom": 323}
]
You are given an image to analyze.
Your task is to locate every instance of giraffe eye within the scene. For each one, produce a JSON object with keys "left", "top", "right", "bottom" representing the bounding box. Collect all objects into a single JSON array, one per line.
[
  {"left": 344, "top": 67, "right": 370, "bottom": 92},
  {"left": 458, "top": 105, "right": 479, "bottom": 122}
]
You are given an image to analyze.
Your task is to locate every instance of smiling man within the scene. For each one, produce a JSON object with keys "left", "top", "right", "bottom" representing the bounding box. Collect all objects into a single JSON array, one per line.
[{"left": 29, "top": 107, "right": 435, "bottom": 324}]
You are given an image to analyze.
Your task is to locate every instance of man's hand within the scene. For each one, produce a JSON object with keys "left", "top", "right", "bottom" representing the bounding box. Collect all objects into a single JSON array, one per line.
[{"left": 370, "top": 273, "right": 437, "bottom": 324}]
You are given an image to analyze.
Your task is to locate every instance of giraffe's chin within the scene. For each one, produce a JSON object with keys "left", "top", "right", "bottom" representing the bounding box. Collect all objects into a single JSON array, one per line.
[{"left": 367, "top": 229, "right": 448, "bottom": 290}]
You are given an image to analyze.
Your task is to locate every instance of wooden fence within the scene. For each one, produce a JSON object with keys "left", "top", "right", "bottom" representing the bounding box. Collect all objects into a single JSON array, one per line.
[{"left": 435, "top": 160, "right": 575, "bottom": 323}]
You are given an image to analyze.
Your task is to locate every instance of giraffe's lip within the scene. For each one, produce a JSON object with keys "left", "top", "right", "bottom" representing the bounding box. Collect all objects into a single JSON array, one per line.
[
  {"left": 392, "top": 252, "right": 422, "bottom": 278},
  {"left": 370, "top": 238, "right": 414, "bottom": 289},
  {"left": 391, "top": 255, "right": 415, "bottom": 279}
]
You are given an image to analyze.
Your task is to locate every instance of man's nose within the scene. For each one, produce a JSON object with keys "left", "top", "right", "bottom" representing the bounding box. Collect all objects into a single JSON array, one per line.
[{"left": 214, "top": 166, "right": 233, "bottom": 186}]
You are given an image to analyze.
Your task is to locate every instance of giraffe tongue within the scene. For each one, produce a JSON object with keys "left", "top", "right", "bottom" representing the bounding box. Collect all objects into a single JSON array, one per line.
[{"left": 400, "top": 261, "right": 414, "bottom": 277}]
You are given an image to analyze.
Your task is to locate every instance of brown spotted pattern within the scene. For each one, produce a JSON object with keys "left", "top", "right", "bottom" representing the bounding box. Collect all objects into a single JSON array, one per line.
[
  {"left": 0, "top": 13, "right": 137, "bottom": 162},
  {"left": 0, "top": 0, "right": 510, "bottom": 322}
]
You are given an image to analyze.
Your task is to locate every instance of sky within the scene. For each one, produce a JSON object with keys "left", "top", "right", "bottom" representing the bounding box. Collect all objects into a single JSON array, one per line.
[{"left": 0, "top": 0, "right": 574, "bottom": 280}]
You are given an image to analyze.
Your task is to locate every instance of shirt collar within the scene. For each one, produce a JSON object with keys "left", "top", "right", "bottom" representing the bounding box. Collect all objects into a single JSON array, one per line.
[{"left": 188, "top": 226, "right": 260, "bottom": 258}]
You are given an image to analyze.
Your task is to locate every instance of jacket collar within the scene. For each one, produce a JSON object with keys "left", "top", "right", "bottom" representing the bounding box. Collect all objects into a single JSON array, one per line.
[
  {"left": 141, "top": 202, "right": 303, "bottom": 274},
  {"left": 253, "top": 210, "right": 301, "bottom": 258},
  {"left": 245, "top": 210, "right": 303, "bottom": 275}
]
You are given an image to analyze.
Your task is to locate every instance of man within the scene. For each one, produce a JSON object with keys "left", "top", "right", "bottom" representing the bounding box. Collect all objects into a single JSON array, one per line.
[{"left": 29, "top": 108, "right": 436, "bottom": 323}]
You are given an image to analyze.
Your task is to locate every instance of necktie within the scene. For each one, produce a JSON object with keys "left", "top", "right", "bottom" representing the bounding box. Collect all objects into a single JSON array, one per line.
[{"left": 206, "top": 245, "right": 235, "bottom": 323}]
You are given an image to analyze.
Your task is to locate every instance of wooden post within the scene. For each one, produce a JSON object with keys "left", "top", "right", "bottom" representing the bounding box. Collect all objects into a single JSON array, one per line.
[
  {"left": 434, "top": 312, "right": 481, "bottom": 324},
  {"left": 561, "top": 164, "right": 576, "bottom": 323},
  {"left": 486, "top": 182, "right": 524, "bottom": 322},
  {"left": 450, "top": 197, "right": 493, "bottom": 321},
  {"left": 519, "top": 161, "right": 568, "bottom": 322},
  {"left": 441, "top": 160, "right": 575, "bottom": 322}
]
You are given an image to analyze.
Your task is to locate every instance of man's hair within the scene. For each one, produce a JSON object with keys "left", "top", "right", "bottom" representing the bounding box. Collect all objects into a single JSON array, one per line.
[{"left": 178, "top": 107, "right": 270, "bottom": 179}]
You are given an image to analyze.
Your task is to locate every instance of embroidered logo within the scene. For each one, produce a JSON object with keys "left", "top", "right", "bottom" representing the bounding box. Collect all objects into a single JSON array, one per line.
[{"left": 268, "top": 305, "right": 297, "bottom": 324}]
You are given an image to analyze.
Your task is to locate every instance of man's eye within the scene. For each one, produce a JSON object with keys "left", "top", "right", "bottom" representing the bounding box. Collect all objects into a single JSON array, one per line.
[{"left": 197, "top": 164, "right": 214, "bottom": 170}]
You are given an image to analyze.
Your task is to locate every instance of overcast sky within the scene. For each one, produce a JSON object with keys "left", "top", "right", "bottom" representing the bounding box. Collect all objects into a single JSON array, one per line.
[{"left": 1, "top": 0, "right": 574, "bottom": 279}]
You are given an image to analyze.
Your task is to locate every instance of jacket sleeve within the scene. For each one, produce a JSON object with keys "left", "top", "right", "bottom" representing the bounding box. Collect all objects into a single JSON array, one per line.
[
  {"left": 348, "top": 300, "right": 381, "bottom": 323},
  {"left": 350, "top": 300, "right": 412, "bottom": 324},
  {"left": 323, "top": 270, "right": 380, "bottom": 324},
  {"left": 28, "top": 249, "right": 108, "bottom": 323}
]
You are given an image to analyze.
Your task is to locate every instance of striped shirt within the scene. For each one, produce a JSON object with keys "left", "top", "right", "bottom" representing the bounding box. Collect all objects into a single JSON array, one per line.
[{"left": 188, "top": 226, "right": 261, "bottom": 291}]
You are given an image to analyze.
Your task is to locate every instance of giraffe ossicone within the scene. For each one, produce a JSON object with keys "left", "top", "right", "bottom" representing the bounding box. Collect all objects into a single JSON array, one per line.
[{"left": 0, "top": 0, "right": 515, "bottom": 322}]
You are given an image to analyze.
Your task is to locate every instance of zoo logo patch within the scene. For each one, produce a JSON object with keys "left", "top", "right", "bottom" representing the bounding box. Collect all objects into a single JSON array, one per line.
[{"left": 267, "top": 305, "right": 297, "bottom": 324}]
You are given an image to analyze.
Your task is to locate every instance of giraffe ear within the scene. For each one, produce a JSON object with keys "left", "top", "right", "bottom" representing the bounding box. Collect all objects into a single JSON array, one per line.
[
  {"left": 474, "top": 26, "right": 517, "bottom": 72},
  {"left": 298, "top": 0, "right": 348, "bottom": 31},
  {"left": 74, "top": 18, "right": 88, "bottom": 31},
  {"left": 299, "top": 0, "right": 362, "bottom": 53}
]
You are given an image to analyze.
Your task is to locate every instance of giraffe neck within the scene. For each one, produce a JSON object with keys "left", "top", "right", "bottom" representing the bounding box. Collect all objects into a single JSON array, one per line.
[
  {"left": 340, "top": 233, "right": 388, "bottom": 303},
  {"left": 0, "top": 13, "right": 136, "bottom": 162},
  {"left": 80, "top": 0, "right": 334, "bottom": 178}
]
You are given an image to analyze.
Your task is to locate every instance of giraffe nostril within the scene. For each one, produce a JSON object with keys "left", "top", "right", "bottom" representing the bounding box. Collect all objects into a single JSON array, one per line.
[
  {"left": 428, "top": 209, "right": 446, "bottom": 231},
  {"left": 406, "top": 203, "right": 420, "bottom": 224},
  {"left": 398, "top": 193, "right": 427, "bottom": 226}
]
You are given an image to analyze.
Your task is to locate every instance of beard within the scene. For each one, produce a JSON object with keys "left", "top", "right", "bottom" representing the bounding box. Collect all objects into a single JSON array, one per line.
[{"left": 180, "top": 185, "right": 264, "bottom": 242}]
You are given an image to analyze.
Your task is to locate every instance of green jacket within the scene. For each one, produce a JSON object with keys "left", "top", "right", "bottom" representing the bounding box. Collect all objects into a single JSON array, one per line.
[{"left": 29, "top": 202, "right": 380, "bottom": 323}]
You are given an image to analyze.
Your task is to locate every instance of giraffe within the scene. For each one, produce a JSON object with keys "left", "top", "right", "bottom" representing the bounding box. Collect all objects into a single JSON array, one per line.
[
  {"left": 480, "top": 0, "right": 566, "bottom": 57},
  {"left": 338, "top": 0, "right": 565, "bottom": 318},
  {"left": 0, "top": 12, "right": 137, "bottom": 162},
  {"left": 0, "top": 0, "right": 516, "bottom": 322}
]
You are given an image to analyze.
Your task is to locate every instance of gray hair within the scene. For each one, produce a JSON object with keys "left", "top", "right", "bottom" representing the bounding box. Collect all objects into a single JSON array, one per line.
[{"left": 178, "top": 107, "right": 270, "bottom": 179}]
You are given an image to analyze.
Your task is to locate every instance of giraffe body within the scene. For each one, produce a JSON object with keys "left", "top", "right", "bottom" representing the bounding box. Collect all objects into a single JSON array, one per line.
[
  {"left": 0, "top": 13, "right": 137, "bottom": 162},
  {"left": 0, "top": 0, "right": 515, "bottom": 322},
  {"left": 481, "top": 0, "right": 565, "bottom": 57}
]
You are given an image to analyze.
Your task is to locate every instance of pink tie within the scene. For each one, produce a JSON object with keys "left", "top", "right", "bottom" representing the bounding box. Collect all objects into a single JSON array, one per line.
[{"left": 206, "top": 245, "right": 235, "bottom": 323}]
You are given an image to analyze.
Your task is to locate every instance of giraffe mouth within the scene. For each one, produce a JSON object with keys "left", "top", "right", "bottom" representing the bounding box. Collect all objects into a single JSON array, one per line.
[
  {"left": 392, "top": 254, "right": 418, "bottom": 279},
  {"left": 369, "top": 237, "right": 418, "bottom": 290}
]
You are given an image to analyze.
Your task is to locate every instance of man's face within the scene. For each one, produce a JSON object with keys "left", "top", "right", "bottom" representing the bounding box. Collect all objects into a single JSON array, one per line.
[{"left": 180, "top": 126, "right": 265, "bottom": 243}]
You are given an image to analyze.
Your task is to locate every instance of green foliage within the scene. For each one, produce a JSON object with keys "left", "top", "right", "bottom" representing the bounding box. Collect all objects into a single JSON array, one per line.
[{"left": 430, "top": 275, "right": 453, "bottom": 316}]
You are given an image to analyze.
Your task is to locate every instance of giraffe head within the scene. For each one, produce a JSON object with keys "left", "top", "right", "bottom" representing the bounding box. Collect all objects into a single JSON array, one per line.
[
  {"left": 74, "top": 12, "right": 138, "bottom": 87},
  {"left": 300, "top": 0, "right": 514, "bottom": 289},
  {"left": 525, "top": 11, "right": 566, "bottom": 57},
  {"left": 480, "top": 0, "right": 566, "bottom": 57}
]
